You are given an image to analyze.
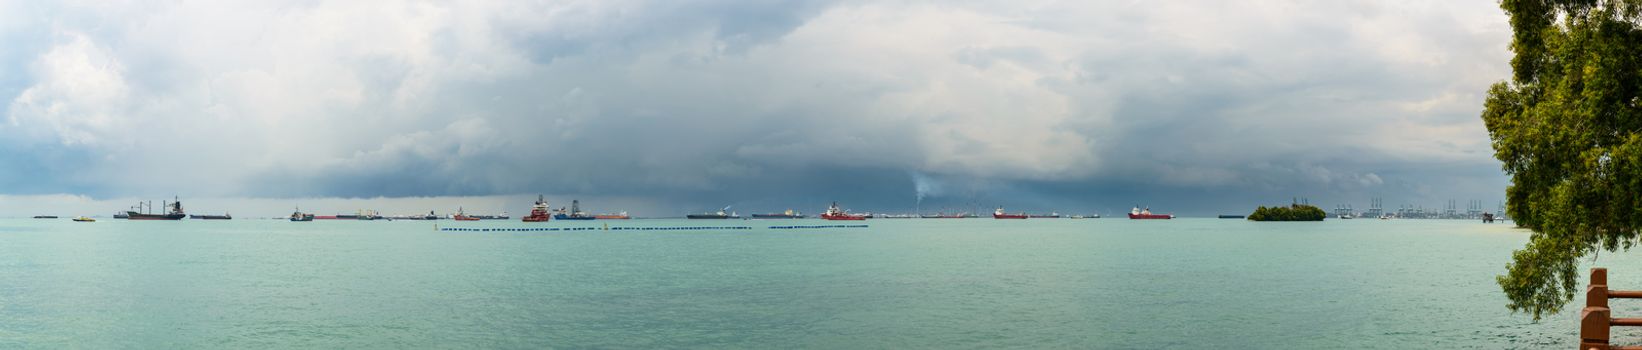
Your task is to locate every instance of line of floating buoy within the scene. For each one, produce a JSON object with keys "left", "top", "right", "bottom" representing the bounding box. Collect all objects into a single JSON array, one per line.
[
  {"left": 440, "top": 226, "right": 754, "bottom": 232},
  {"left": 768, "top": 225, "right": 869, "bottom": 229}
]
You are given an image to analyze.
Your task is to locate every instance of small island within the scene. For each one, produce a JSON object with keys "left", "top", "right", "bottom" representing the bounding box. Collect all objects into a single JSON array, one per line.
[{"left": 1247, "top": 204, "right": 1327, "bottom": 221}]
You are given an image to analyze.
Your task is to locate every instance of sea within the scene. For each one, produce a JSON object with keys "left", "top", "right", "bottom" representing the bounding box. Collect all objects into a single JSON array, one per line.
[{"left": 0, "top": 218, "right": 1635, "bottom": 348}]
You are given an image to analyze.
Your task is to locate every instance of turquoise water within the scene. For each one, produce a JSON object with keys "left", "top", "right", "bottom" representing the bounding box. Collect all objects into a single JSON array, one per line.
[{"left": 0, "top": 218, "right": 1635, "bottom": 348}]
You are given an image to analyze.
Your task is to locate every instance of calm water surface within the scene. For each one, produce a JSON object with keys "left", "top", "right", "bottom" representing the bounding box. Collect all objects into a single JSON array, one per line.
[{"left": 0, "top": 218, "right": 1633, "bottom": 348}]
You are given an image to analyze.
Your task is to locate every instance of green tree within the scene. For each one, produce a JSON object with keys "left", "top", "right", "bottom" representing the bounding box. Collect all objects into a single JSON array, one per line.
[
  {"left": 1484, "top": 0, "right": 1642, "bottom": 320},
  {"left": 1247, "top": 204, "right": 1326, "bottom": 221}
]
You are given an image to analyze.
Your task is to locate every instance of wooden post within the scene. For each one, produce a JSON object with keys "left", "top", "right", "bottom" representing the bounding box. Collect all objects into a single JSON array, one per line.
[{"left": 1586, "top": 268, "right": 1613, "bottom": 349}]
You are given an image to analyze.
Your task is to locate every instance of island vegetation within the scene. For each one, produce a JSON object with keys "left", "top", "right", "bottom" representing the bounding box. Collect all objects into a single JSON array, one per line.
[
  {"left": 1246, "top": 204, "right": 1326, "bottom": 221},
  {"left": 1483, "top": 0, "right": 1642, "bottom": 320}
]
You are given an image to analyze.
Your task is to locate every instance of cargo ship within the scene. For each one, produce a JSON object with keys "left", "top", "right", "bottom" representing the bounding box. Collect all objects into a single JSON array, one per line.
[
  {"left": 554, "top": 200, "right": 595, "bottom": 220},
  {"left": 594, "top": 212, "right": 630, "bottom": 220},
  {"left": 522, "top": 195, "right": 552, "bottom": 222},
  {"left": 452, "top": 207, "right": 480, "bottom": 221},
  {"left": 290, "top": 207, "right": 315, "bottom": 222},
  {"left": 920, "top": 212, "right": 970, "bottom": 218},
  {"left": 752, "top": 209, "right": 805, "bottom": 219},
  {"left": 1028, "top": 212, "right": 1061, "bottom": 218},
  {"left": 687, "top": 206, "right": 740, "bottom": 219},
  {"left": 126, "top": 197, "right": 187, "bottom": 220},
  {"left": 1128, "top": 206, "right": 1174, "bottom": 219},
  {"left": 190, "top": 213, "right": 232, "bottom": 220},
  {"left": 472, "top": 211, "right": 509, "bottom": 220},
  {"left": 993, "top": 207, "right": 1028, "bottom": 219},
  {"left": 32, "top": 215, "right": 58, "bottom": 219},
  {"left": 821, "top": 202, "right": 866, "bottom": 221}
]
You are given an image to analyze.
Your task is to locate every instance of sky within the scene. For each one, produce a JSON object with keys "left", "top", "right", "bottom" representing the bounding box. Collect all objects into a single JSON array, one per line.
[{"left": 0, "top": 0, "right": 1514, "bottom": 217}]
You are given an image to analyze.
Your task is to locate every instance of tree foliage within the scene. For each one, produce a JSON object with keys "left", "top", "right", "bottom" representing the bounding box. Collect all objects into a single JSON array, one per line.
[
  {"left": 1246, "top": 204, "right": 1326, "bottom": 221},
  {"left": 1485, "top": 0, "right": 1642, "bottom": 320}
]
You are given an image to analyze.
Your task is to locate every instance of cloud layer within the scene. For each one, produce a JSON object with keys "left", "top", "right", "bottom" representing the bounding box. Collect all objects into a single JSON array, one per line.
[{"left": 0, "top": 0, "right": 1513, "bottom": 215}]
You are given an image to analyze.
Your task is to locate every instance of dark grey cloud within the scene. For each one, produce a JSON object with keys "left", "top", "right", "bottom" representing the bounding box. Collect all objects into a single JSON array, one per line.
[{"left": 0, "top": 1, "right": 1514, "bottom": 216}]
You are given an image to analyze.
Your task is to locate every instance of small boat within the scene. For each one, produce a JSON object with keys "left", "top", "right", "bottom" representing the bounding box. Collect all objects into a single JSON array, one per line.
[
  {"left": 1128, "top": 206, "right": 1173, "bottom": 220},
  {"left": 522, "top": 195, "right": 552, "bottom": 222},
  {"left": 290, "top": 207, "right": 315, "bottom": 222},
  {"left": 752, "top": 209, "right": 805, "bottom": 219},
  {"left": 993, "top": 207, "right": 1028, "bottom": 219},
  {"left": 32, "top": 215, "right": 58, "bottom": 219},
  {"left": 594, "top": 212, "right": 631, "bottom": 220},
  {"left": 72, "top": 216, "right": 95, "bottom": 222},
  {"left": 554, "top": 200, "right": 596, "bottom": 220},
  {"left": 688, "top": 206, "right": 740, "bottom": 219},
  {"left": 452, "top": 207, "right": 481, "bottom": 221},
  {"left": 821, "top": 202, "right": 866, "bottom": 221}
]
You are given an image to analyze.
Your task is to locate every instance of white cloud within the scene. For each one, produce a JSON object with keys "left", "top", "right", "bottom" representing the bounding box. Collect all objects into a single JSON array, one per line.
[
  {"left": 0, "top": 0, "right": 1514, "bottom": 210},
  {"left": 7, "top": 32, "right": 130, "bottom": 146}
]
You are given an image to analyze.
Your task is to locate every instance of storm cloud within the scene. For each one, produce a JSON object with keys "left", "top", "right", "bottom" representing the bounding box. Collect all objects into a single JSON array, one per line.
[{"left": 0, "top": 1, "right": 1512, "bottom": 216}]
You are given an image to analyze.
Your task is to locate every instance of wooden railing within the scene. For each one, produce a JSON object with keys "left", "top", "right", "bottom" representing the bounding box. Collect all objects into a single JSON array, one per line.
[{"left": 1582, "top": 268, "right": 1642, "bottom": 349}]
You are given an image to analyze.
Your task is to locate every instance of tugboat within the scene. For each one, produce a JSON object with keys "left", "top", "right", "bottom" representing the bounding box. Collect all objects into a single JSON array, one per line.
[
  {"left": 594, "top": 211, "right": 631, "bottom": 220},
  {"left": 1128, "top": 206, "right": 1174, "bottom": 219},
  {"left": 554, "top": 200, "right": 596, "bottom": 220},
  {"left": 752, "top": 209, "right": 805, "bottom": 219},
  {"left": 687, "top": 206, "right": 740, "bottom": 219},
  {"left": 126, "top": 197, "right": 187, "bottom": 220},
  {"left": 290, "top": 207, "right": 315, "bottom": 222},
  {"left": 992, "top": 207, "right": 1028, "bottom": 219},
  {"left": 820, "top": 202, "right": 866, "bottom": 221},
  {"left": 522, "top": 195, "right": 552, "bottom": 222},
  {"left": 452, "top": 207, "right": 481, "bottom": 221}
]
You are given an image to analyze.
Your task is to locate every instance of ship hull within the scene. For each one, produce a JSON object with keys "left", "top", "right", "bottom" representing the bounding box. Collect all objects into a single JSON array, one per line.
[
  {"left": 820, "top": 214, "right": 865, "bottom": 221},
  {"left": 594, "top": 215, "right": 630, "bottom": 220},
  {"left": 751, "top": 214, "right": 804, "bottom": 219},
  {"left": 687, "top": 215, "right": 732, "bottom": 219},
  {"left": 993, "top": 214, "right": 1028, "bottom": 219},
  {"left": 126, "top": 212, "right": 185, "bottom": 220},
  {"left": 521, "top": 216, "right": 551, "bottom": 222},
  {"left": 1128, "top": 213, "right": 1173, "bottom": 219},
  {"left": 190, "top": 215, "right": 232, "bottom": 220},
  {"left": 554, "top": 214, "right": 595, "bottom": 220}
]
